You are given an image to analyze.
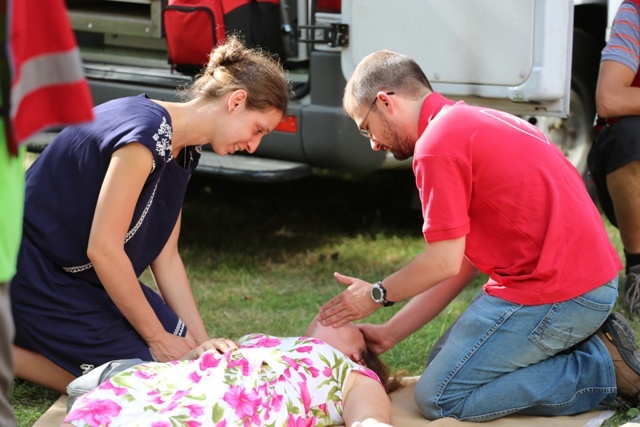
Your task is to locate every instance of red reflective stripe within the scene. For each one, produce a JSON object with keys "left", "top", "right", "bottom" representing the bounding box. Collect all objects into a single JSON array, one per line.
[{"left": 274, "top": 115, "right": 297, "bottom": 133}]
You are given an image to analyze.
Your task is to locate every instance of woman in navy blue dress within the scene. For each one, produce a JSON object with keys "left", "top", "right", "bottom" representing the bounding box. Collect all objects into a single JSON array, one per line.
[{"left": 10, "top": 36, "right": 291, "bottom": 393}]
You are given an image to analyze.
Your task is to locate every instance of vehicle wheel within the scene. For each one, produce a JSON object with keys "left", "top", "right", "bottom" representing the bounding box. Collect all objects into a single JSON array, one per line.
[{"left": 525, "top": 29, "right": 601, "bottom": 195}]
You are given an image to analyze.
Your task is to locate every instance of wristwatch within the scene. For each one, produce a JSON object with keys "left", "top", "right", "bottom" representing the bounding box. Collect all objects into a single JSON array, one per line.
[{"left": 371, "top": 281, "right": 395, "bottom": 307}]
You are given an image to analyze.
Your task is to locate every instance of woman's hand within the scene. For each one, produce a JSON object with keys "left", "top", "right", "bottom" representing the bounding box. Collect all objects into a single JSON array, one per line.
[
  {"left": 182, "top": 338, "right": 239, "bottom": 360},
  {"left": 148, "top": 332, "right": 197, "bottom": 362}
]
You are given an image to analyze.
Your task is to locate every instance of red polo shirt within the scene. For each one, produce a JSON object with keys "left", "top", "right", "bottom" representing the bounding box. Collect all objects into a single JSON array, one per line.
[{"left": 413, "top": 93, "right": 621, "bottom": 305}]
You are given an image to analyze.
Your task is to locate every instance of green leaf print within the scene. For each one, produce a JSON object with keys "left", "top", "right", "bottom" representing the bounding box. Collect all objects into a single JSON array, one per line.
[{"left": 212, "top": 402, "right": 225, "bottom": 423}]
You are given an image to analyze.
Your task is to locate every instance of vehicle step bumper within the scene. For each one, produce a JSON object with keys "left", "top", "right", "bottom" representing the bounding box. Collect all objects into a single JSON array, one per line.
[{"left": 25, "top": 132, "right": 312, "bottom": 183}]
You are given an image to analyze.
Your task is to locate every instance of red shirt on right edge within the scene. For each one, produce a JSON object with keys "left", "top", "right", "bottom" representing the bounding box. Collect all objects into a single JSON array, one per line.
[{"left": 413, "top": 92, "right": 622, "bottom": 306}]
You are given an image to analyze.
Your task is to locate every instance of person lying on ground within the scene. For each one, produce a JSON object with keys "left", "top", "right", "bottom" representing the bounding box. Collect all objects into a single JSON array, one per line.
[{"left": 61, "top": 316, "right": 402, "bottom": 427}]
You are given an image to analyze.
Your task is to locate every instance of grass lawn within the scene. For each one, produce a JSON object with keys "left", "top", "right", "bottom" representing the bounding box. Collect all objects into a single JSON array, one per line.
[{"left": 8, "top": 169, "right": 640, "bottom": 426}]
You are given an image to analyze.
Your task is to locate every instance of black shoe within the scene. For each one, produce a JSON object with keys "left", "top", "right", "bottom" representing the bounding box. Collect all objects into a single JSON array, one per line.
[{"left": 598, "top": 312, "right": 640, "bottom": 405}]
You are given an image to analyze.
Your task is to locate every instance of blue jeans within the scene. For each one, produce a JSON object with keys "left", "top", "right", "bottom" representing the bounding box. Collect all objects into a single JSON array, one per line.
[{"left": 415, "top": 278, "right": 619, "bottom": 421}]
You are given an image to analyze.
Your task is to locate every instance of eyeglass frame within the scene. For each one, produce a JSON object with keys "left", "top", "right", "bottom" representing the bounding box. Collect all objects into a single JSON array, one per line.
[{"left": 357, "top": 91, "right": 395, "bottom": 139}]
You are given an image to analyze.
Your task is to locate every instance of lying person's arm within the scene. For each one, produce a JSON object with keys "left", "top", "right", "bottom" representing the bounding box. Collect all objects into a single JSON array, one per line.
[{"left": 343, "top": 372, "right": 394, "bottom": 427}]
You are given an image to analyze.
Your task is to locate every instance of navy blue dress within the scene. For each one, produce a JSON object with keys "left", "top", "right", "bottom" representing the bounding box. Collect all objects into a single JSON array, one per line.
[{"left": 10, "top": 95, "right": 201, "bottom": 376}]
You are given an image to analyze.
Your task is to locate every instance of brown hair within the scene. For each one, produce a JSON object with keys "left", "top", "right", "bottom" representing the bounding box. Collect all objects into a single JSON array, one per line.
[
  {"left": 182, "top": 36, "right": 291, "bottom": 112},
  {"left": 362, "top": 345, "right": 407, "bottom": 394},
  {"left": 343, "top": 49, "right": 432, "bottom": 118}
]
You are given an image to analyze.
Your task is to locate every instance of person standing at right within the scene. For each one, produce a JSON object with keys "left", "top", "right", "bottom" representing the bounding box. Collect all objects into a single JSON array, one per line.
[{"left": 588, "top": 0, "right": 640, "bottom": 313}]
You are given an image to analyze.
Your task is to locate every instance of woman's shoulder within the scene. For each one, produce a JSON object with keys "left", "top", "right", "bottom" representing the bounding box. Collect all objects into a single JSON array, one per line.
[{"left": 96, "top": 94, "right": 165, "bottom": 118}]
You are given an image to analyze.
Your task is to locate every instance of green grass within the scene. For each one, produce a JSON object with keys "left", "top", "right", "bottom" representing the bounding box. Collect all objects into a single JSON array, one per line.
[{"left": 8, "top": 169, "right": 639, "bottom": 426}]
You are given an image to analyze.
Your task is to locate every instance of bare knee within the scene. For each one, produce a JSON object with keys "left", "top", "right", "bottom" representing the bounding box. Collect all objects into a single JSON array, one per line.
[{"left": 13, "top": 345, "right": 75, "bottom": 394}]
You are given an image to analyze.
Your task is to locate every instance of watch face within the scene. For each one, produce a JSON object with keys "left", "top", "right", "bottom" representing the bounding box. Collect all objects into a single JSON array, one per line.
[{"left": 371, "top": 286, "right": 384, "bottom": 302}]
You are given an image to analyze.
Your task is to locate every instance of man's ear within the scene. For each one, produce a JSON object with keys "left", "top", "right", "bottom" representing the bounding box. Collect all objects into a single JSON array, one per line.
[
  {"left": 376, "top": 91, "right": 394, "bottom": 113},
  {"left": 228, "top": 89, "right": 248, "bottom": 112}
]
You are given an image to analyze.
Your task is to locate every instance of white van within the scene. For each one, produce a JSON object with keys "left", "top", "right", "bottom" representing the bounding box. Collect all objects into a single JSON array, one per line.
[{"left": 46, "top": 0, "right": 620, "bottom": 183}]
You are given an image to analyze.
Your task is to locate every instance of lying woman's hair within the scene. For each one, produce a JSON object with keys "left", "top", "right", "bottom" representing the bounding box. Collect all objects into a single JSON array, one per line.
[{"left": 363, "top": 345, "right": 407, "bottom": 394}]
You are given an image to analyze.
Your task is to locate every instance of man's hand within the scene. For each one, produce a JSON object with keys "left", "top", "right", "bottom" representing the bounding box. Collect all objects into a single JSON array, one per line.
[
  {"left": 358, "top": 323, "right": 395, "bottom": 355},
  {"left": 318, "top": 272, "right": 380, "bottom": 327}
]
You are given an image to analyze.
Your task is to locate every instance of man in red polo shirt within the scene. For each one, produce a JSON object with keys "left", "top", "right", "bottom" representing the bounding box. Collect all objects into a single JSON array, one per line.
[{"left": 318, "top": 49, "right": 635, "bottom": 421}]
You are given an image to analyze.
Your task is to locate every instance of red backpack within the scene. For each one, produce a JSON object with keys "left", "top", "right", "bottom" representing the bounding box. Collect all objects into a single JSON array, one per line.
[
  {"left": 163, "top": 0, "right": 285, "bottom": 75},
  {"left": 163, "top": 0, "right": 226, "bottom": 74}
]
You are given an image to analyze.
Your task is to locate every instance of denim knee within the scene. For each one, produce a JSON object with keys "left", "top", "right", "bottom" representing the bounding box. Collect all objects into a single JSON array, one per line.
[{"left": 415, "top": 371, "right": 450, "bottom": 420}]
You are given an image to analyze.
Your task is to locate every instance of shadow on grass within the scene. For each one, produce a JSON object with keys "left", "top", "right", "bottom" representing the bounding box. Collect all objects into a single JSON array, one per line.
[{"left": 180, "top": 169, "right": 424, "bottom": 262}]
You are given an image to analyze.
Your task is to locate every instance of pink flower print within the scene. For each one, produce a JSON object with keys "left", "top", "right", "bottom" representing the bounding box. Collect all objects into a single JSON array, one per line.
[
  {"left": 184, "top": 404, "right": 205, "bottom": 418},
  {"left": 172, "top": 389, "right": 188, "bottom": 401},
  {"left": 147, "top": 389, "right": 165, "bottom": 405},
  {"left": 185, "top": 421, "right": 202, "bottom": 427},
  {"left": 323, "top": 366, "right": 332, "bottom": 377},
  {"left": 295, "top": 345, "right": 313, "bottom": 354},
  {"left": 281, "top": 355, "right": 300, "bottom": 370},
  {"left": 298, "top": 357, "right": 313, "bottom": 367},
  {"left": 65, "top": 398, "right": 122, "bottom": 426},
  {"left": 100, "top": 380, "right": 128, "bottom": 396},
  {"left": 298, "top": 381, "right": 312, "bottom": 413},
  {"left": 133, "top": 369, "right": 156, "bottom": 380},
  {"left": 228, "top": 357, "right": 249, "bottom": 375},
  {"left": 261, "top": 391, "right": 283, "bottom": 419},
  {"left": 188, "top": 370, "right": 202, "bottom": 383},
  {"left": 272, "top": 392, "right": 284, "bottom": 411},
  {"left": 151, "top": 421, "right": 170, "bottom": 427},
  {"left": 317, "top": 403, "right": 328, "bottom": 415},
  {"left": 247, "top": 336, "right": 281, "bottom": 348},
  {"left": 159, "top": 399, "right": 180, "bottom": 414},
  {"left": 307, "top": 366, "right": 320, "bottom": 378},
  {"left": 286, "top": 413, "right": 314, "bottom": 427},
  {"left": 199, "top": 352, "right": 222, "bottom": 370},
  {"left": 223, "top": 385, "right": 262, "bottom": 425},
  {"left": 215, "top": 420, "right": 227, "bottom": 427}
]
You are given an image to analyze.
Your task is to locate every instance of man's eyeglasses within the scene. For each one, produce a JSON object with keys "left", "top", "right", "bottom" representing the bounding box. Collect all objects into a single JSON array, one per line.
[{"left": 358, "top": 91, "right": 395, "bottom": 139}]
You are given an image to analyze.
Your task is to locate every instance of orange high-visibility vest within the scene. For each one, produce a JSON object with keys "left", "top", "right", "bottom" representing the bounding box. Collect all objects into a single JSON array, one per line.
[{"left": 8, "top": 0, "right": 94, "bottom": 150}]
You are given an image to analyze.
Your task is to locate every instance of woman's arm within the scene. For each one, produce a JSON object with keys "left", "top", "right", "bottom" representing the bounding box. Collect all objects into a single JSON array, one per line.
[
  {"left": 150, "top": 210, "right": 210, "bottom": 347},
  {"left": 342, "top": 373, "right": 393, "bottom": 427},
  {"left": 87, "top": 143, "right": 193, "bottom": 361}
]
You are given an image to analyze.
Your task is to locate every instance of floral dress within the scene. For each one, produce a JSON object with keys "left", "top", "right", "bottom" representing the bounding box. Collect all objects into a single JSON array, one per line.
[{"left": 63, "top": 334, "right": 382, "bottom": 427}]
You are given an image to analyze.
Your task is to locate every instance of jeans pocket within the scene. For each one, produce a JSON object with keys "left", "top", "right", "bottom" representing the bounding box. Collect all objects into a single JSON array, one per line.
[{"left": 528, "top": 281, "right": 617, "bottom": 354}]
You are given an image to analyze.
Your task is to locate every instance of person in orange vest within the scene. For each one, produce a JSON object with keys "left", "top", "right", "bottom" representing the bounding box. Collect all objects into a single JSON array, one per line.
[{"left": 0, "top": 0, "right": 93, "bottom": 423}]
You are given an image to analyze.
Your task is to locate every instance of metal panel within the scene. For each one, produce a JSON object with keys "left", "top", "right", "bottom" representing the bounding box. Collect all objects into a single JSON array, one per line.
[
  {"left": 341, "top": 0, "right": 573, "bottom": 117},
  {"left": 67, "top": 0, "right": 165, "bottom": 38}
]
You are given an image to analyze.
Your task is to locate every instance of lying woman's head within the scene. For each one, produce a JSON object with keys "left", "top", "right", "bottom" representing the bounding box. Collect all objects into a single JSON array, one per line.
[{"left": 305, "top": 316, "right": 404, "bottom": 393}]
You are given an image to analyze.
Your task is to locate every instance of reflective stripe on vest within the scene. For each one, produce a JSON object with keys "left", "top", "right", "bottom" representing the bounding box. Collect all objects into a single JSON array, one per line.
[{"left": 8, "top": 0, "right": 93, "bottom": 145}]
